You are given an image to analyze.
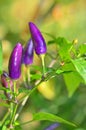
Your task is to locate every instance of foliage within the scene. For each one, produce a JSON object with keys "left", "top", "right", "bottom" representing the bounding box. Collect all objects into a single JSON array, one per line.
[
  {"left": 0, "top": 1, "right": 86, "bottom": 130},
  {"left": 0, "top": 35, "right": 86, "bottom": 129}
]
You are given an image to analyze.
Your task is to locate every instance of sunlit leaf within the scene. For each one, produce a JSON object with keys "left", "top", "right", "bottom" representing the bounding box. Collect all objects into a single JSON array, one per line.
[
  {"left": 31, "top": 74, "right": 41, "bottom": 80},
  {"left": 78, "top": 43, "right": 86, "bottom": 56},
  {"left": 2, "top": 125, "right": 7, "bottom": 130},
  {"left": 0, "top": 103, "right": 9, "bottom": 107},
  {"left": 56, "top": 69, "right": 64, "bottom": 74},
  {"left": 71, "top": 58, "right": 86, "bottom": 83},
  {"left": 32, "top": 112, "right": 77, "bottom": 127},
  {"left": 63, "top": 62, "right": 83, "bottom": 97},
  {"left": 56, "top": 37, "right": 72, "bottom": 60},
  {"left": 31, "top": 65, "right": 42, "bottom": 72}
]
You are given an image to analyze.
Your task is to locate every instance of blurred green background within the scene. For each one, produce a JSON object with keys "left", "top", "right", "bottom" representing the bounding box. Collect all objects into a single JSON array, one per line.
[{"left": 0, "top": 0, "right": 86, "bottom": 130}]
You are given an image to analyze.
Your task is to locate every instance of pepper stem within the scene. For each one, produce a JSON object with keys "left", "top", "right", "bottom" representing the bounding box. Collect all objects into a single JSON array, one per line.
[
  {"left": 40, "top": 54, "right": 46, "bottom": 76},
  {"left": 14, "top": 95, "right": 29, "bottom": 121},
  {"left": 26, "top": 65, "right": 30, "bottom": 82},
  {"left": 26, "top": 65, "right": 31, "bottom": 89},
  {"left": 0, "top": 111, "right": 9, "bottom": 126},
  {"left": 13, "top": 80, "right": 17, "bottom": 98},
  {"left": 21, "top": 64, "right": 26, "bottom": 82},
  {"left": 14, "top": 67, "right": 31, "bottom": 121}
]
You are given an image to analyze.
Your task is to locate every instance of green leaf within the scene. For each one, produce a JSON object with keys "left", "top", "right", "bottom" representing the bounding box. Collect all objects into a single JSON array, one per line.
[
  {"left": 2, "top": 125, "right": 7, "bottom": 130},
  {"left": 0, "top": 41, "right": 3, "bottom": 74},
  {"left": 0, "top": 86, "right": 11, "bottom": 93},
  {"left": 32, "top": 112, "right": 77, "bottom": 127},
  {"left": 78, "top": 43, "right": 86, "bottom": 56},
  {"left": 0, "top": 122, "right": 2, "bottom": 127},
  {"left": 56, "top": 69, "right": 64, "bottom": 74},
  {"left": 0, "top": 103, "right": 9, "bottom": 107},
  {"left": 56, "top": 37, "right": 72, "bottom": 60},
  {"left": 48, "top": 40, "right": 56, "bottom": 45},
  {"left": 63, "top": 62, "right": 83, "bottom": 97},
  {"left": 0, "top": 86, "right": 7, "bottom": 91},
  {"left": 14, "top": 125, "right": 22, "bottom": 130},
  {"left": 31, "top": 65, "right": 42, "bottom": 72},
  {"left": 18, "top": 86, "right": 30, "bottom": 94},
  {"left": 71, "top": 58, "right": 86, "bottom": 83},
  {"left": 31, "top": 74, "right": 41, "bottom": 80},
  {"left": 0, "top": 94, "right": 7, "bottom": 100},
  {"left": 56, "top": 69, "right": 72, "bottom": 75},
  {"left": 14, "top": 121, "right": 20, "bottom": 126},
  {"left": 42, "top": 32, "right": 56, "bottom": 40}
]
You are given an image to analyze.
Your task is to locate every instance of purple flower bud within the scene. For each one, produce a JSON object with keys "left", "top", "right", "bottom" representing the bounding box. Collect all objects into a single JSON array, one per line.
[
  {"left": 1, "top": 71, "right": 13, "bottom": 99},
  {"left": 29, "top": 22, "right": 47, "bottom": 55},
  {"left": 22, "top": 39, "right": 34, "bottom": 65},
  {"left": 1, "top": 71, "right": 13, "bottom": 88},
  {"left": 8, "top": 43, "right": 23, "bottom": 80}
]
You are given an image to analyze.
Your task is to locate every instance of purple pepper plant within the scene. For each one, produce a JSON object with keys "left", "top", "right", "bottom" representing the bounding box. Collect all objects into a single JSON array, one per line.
[{"left": 0, "top": 22, "right": 86, "bottom": 130}]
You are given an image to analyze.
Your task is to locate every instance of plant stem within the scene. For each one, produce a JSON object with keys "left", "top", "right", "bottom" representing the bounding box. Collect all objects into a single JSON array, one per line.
[
  {"left": 10, "top": 102, "right": 14, "bottom": 126},
  {"left": 19, "top": 79, "right": 42, "bottom": 104},
  {"left": 15, "top": 79, "right": 41, "bottom": 121},
  {"left": 22, "top": 64, "right": 31, "bottom": 89},
  {"left": 13, "top": 81, "right": 16, "bottom": 98},
  {"left": 15, "top": 78, "right": 42, "bottom": 121},
  {"left": 10, "top": 81, "right": 17, "bottom": 126},
  {"left": 17, "top": 120, "right": 33, "bottom": 126},
  {"left": 21, "top": 64, "right": 26, "bottom": 82},
  {"left": 49, "top": 59, "right": 57, "bottom": 68},
  {"left": 40, "top": 54, "right": 46, "bottom": 76},
  {"left": 0, "top": 111, "right": 9, "bottom": 126},
  {"left": 26, "top": 65, "right": 31, "bottom": 88},
  {"left": 26, "top": 65, "right": 30, "bottom": 82},
  {"left": 11, "top": 104, "right": 18, "bottom": 125},
  {"left": 15, "top": 66, "right": 31, "bottom": 121},
  {"left": 14, "top": 95, "right": 29, "bottom": 121}
]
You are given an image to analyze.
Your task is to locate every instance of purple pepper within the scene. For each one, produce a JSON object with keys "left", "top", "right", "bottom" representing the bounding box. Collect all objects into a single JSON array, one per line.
[
  {"left": 29, "top": 22, "right": 47, "bottom": 55},
  {"left": 8, "top": 43, "right": 23, "bottom": 80},
  {"left": 22, "top": 39, "right": 34, "bottom": 65}
]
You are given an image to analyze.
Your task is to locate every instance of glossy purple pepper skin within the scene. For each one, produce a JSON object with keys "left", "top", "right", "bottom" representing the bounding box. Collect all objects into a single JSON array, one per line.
[
  {"left": 22, "top": 39, "right": 34, "bottom": 65},
  {"left": 8, "top": 43, "right": 23, "bottom": 80},
  {"left": 29, "top": 22, "right": 47, "bottom": 55}
]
